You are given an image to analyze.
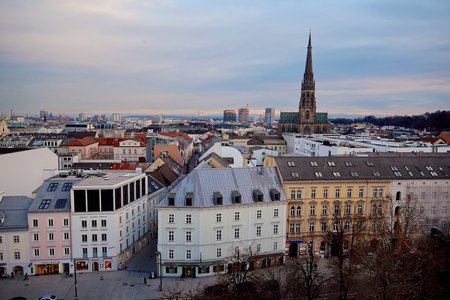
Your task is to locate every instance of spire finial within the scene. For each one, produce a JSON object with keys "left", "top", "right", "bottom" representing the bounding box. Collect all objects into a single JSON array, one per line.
[{"left": 308, "top": 30, "right": 312, "bottom": 48}]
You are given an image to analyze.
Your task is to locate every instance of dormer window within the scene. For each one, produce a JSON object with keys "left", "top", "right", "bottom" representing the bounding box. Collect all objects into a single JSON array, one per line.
[
  {"left": 270, "top": 188, "right": 281, "bottom": 201},
  {"left": 168, "top": 193, "right": 176, "bottom": 206},
  {"left": 231, "top": 191, "right": 241, "bottom": 204},
  {"left": 213, "top": 192, "right": 223, "bottom": 205},
  {"left": 185, "top": 192, "right": 193, "bottom": 206},
  {"left": 253, "top": 189, "right": 264, "bottom": 202}
]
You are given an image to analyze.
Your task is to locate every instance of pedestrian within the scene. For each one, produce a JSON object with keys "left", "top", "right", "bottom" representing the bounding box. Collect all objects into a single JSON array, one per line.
[
  {"left": 11, "top": 272, "right": 14, "bottom": 279},
  {"left": 144, "top": 277, "right": 147, "bottom": 284},
  {"left": 24, "top": 273, "right": 28, "bottom": 280}
]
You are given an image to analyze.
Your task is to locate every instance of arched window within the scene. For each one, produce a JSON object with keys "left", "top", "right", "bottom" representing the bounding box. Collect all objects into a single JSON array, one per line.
[
  {"left": 290, "top": 206, "right": 295, "bottom": 217},
  {"left": 306, "top": 111, "right": 310, "bottom": 120},
  {"left": 296, "top": 206, "right": 301, "bottom": 216},
  {"left": 396, "top": 191, "right": 401, "bottom": 201}
]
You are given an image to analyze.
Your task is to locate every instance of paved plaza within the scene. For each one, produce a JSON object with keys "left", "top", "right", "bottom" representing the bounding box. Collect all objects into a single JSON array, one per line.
[{"left": 0, "top": 240, "right": 217, "bottom": 300}]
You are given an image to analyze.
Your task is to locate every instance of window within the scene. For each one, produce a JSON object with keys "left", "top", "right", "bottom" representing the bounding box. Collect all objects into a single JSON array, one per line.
[
  {"left": 216, "top": 230, "right": 222, "bottom": 241},
  {"left": 431, "top": 206, "right": 436, "bottom": 215},
  {"left": 92, "top": 234, "right": 98, "bottom": 242},
  {"left": 186, "top": 249, "right": 191, "bottom": 260},
  {"left": 0, "top": 252, "right": 2, "bottom": 260},
  {"left": 234, "top": 228, "right": 240, "bottom": 239},
  {"left": 47, "top": 183, "right": 58, "bottom": 192},
  {"left": 65, "top": 248, "right": 70, "bottom": 256},
  {"left": 346, "top": 204, "right": 352, "bottom": 214},
  {"left": 321, "top": 221, "right": 327, "bottom": 232},
  {"left": 328, "top": 161, "right": 336, "bottom": 167},
  {"left": 315, "top": 172, "right": 323, "bottom": 177},
  {"left": 334, "top": 204, "right": 340, "bottom": 215},
  {"left": 310, "top": 205, "right": 315, "bottom": 216},
  {"left": 256, "top": 210, "right": 262, "bottom": 219},
  {"left": 216, "top": 213, "right": 222, "bottom": 223},
  {"left": 64, "top": 232, "right": 69, "bottom": 240},
  {"left": 322, "top": 205, "right": 328, "bottom": 215},
  {"left": 296, "top": 190, "right": 302, "bottom": 199},
  {"left": 309, "top": 221, "right": 315, "bottom": 232},
  {"left": 290, "top": 206, "right": 295, "bottom": 217},
  {"left": 335, "top": 188, "right": 341, "bottom": 198},
  {"left": 378, "top": 188, "right": 384, "bottom": 198},
  {"left": 186, "top": 214, "right": 192, "bottom": 224},
  {"left": 421, "top": 192, "right": 426, "bottom": 199},
  {"left": 169, "top": 231, "right": 174, "bottom": 242},
  {"left": 186, "top": 231, "right": 192, "bottom": 242},
  {"left": 34, "top": 249, "right": 40, "bottom": 257},
  {"left": 14, "top": 251, "right": 21, "bottom": 260},
  {"left": 64, "top": 219, "right": 69, "bottom": 226},
  {"left": 93, "top": 247, "right": 98, "bottom": 258},
  {"left": 273, "top": 209, "right": 279, "bottom": 217},
  {"left": 169, "top": 214, "right": 174, "bottom": 223},
  {"left": 432, "top": 192, "right": 437, "bottom": 199},
  {"left": 323, "top": 189, "right": 328, "bottom": 199},
  {"left": 82, "top": 220, "right": 87, "bottom": 228},
  {"left": 373, "top": 188, "right": 378, "bottom": 198},
  {"left": 289, "top": 224, "right": 295, "bottom": 234},
  {"left": 347, "top": 188, "right": 352, "bottom": 198},
  {"left": 13, "top": 236, "right": 19, "bottom": 243},
  {"left": 62, "top": 182, "right": 72, "bottom": 191},
  {"left": 49, "top": 248, "right": 55, "bottom": 256},
  {"left": 101, "top": 220, "right": 106, "bottom": 227},
  {"left": 311, "top": 189, "right": 316, "bottom": 198},
  {"left": 82, "top": 248, "right": 88, "bottom": 258},
  {"left": 102, "top": 247, "right": 107, "bottom": 257},
  {"left": 48, "top": 233, "right": 54, "bottom": 241},
  {"left": 290, "top": 190, "right": 296, "bottom": 199},
  {"left": 256, "top": 226, "right": 261, "bottom": 237},
  {"left": 82, "top": 234, "right": 87, "bottom": 242},
  {"left": 217, "top": 248, "right": 222, "bottom": 258},
  {"left": 33, "top": 233, "right": 39, "bottom": 241},
  {"left": 39, "top": 199, "right": 52, "bottom": 209},
  {"left": 33, "top": 219, "right": 38, "bottom": 227},
  {"left": 295, "top": 224, "right": 301, "bottom": 233},
  {"left": 345, "top": 220, "right": 351, "bottom": 231},
  {"left": 357, "top": 203, "right": 363, "bottom": 214},
  {"left": 333, "top": 222, "right": 339, "bottom": 232},
  {"left": 273, "top": 224, "right": 279, "bottom": 235},
  {"left": 442, "top": 206, "right": 448, "bottom": 215},
  {"left": 332, "top": 172, "right": 341, "bottom": 177},
  {"left": 234, "top": 212, "right": 240, "bottom": 221},
  {"left": 48, "top": 219, "right": 54, "bottom": 227},
  {"left": 359, "top": 188, "right": 364, "bottom": 198},
  {"left": 92, "top": 220, "right": 97, "bottom": 228},
  {"left": 256, "top": 243, "right": 261, "bottom": 252},
  {"left": 169, "top": 249, "right": 174, "bottom": 259}
]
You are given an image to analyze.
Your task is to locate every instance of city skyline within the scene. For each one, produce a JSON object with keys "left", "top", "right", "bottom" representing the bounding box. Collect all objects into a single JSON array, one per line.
[{"left": 1, "top": 0, "right": 450, "bottom": 117}]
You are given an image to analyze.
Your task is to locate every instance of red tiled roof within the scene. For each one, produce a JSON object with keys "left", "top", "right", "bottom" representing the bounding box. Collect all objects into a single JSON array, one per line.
[
  {"left": 64, "top": 137, "right": 98, "bottom": 147},
  {"left": 439, "top": 132, "right": 450, "bottom": 143}
]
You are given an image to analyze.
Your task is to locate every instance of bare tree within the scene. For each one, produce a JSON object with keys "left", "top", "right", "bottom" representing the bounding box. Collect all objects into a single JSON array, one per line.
[
  {"left": 324, "top": 209, "right": 368, "bottom": 300},
  {"left": 284, "top": 242, "right": 331, "bottom": 300}
]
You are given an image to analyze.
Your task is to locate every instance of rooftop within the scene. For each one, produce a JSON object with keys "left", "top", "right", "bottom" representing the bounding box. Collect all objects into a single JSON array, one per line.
[{"left": 0, "top": 196, "right": 33, "bottom": 229}]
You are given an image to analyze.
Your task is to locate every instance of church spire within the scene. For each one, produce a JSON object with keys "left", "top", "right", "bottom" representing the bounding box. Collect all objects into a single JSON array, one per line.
[{"left": 302, "top": 32, "right": 314, "bottom": 88}]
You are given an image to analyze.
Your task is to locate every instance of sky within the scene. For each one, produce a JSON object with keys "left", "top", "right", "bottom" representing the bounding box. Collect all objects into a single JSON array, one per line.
[{"left": 1, "top": 0, "right": 450, "bottom": 118}]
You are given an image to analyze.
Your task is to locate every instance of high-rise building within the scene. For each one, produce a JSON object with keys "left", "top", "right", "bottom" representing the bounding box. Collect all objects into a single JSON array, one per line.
[
  {"left": 279, "top": 34, "right": 329, "bottom": 134},
  {"left": 238, "top": 107, "right": 249, "bottom": 124},
  {"left": 78, "top": 113, "right": 85, "bottom": 122},
  {"left": 40, "top": 111, "right": 48, "bottom": 122},
  {"left": 112, "top": 113, "right": 121, "bottom": 123},
  {"left": 223, "top": 109, "right": 237, "bottom": 122},
  {"left": 265, "top": 108, "right": 275, "bottom": 125}
]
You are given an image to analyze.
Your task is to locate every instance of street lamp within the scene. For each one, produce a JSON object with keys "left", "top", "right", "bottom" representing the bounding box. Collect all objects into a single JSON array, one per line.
[
  {"left": 73, "top": 258, "right": 78, "bottom": 298},
  {"left": 155, "top": 250, "right": 162, "bottom": 291}
]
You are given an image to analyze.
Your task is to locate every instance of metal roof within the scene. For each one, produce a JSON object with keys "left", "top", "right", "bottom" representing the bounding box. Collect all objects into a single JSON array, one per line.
[
  {"left": 274, "top": 153, "right": 450, "bottom": 181},
  {"left": 0, "top": 196, "right": 33, "bottom": 229},
  {"left": 158, "top": 167, "right": 286, "bottom": 208}
]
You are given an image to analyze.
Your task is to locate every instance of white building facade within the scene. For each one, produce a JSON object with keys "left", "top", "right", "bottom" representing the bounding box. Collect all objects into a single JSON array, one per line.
[
  {"left": 70, "top": 171, "right": 148, "bottom": 272},
  {"left": 157, "top": 167, "right": 287, "bottom": 278}
]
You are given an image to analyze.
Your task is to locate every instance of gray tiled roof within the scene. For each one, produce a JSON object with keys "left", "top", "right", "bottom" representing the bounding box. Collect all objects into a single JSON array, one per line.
[
  {"left": 0, "top": 196, "right": 33, "bottom": 229},
  {"left": 275, "top": 153, "right": 450, "bottom": 181},
  {"left": 29, "top": 176, "right": 82, "bottom": 213},
  {"left": 158, "top": 167, "right": 286, "bottom": 208}
]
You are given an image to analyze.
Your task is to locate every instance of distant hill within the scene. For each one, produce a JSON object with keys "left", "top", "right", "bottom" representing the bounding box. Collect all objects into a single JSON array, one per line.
[{"left": 330, "top": 110, "right": 450, "bottom": 130}]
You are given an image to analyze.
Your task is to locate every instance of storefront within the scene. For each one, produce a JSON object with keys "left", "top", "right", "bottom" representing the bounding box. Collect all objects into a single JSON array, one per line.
[{"left": 35, "top": 263, "right": 60, "bottom": 275}]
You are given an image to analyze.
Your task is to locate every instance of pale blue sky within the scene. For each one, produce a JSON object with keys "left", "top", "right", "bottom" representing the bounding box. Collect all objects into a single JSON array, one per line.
[{"left": 1, "top": 0, "right": 449, "bottom": 117}]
